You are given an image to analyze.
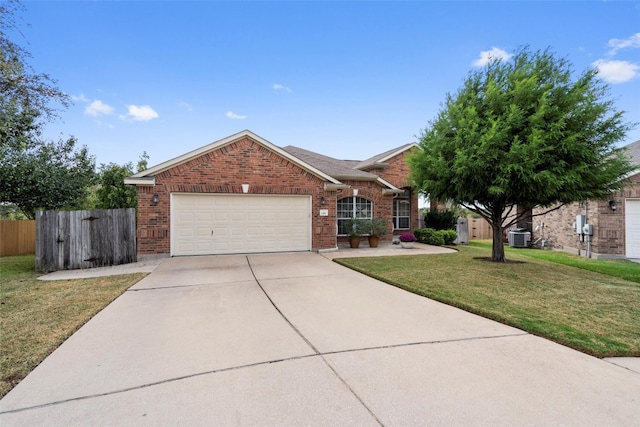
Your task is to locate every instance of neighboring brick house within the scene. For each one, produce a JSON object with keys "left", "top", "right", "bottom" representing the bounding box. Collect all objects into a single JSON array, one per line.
[
  {"left": 531, "top": 140, "right": 640, "bottom": 259},
  {"left": 125, "top": 130, "right": 419, "bottom": 256}
]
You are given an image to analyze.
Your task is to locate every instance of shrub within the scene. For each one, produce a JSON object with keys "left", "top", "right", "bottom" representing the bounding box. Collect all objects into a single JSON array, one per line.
[
  {"left": 370, "top": 218, "right": 388, "bottom": 236},
  {"left": 343, "top": 218, "right": 370, "bottom": 236},
  {"left": 423, "top": 210, "right": 457, "bottom": 230},
  {"left": 414, "top": 228, "right": 444, "bottom": 246},
  {"left": 413, "top": 228, "right": 429, "bottom": 242},
  {"left": 440, "top": 229, "right": 458, "bottom": 245}
]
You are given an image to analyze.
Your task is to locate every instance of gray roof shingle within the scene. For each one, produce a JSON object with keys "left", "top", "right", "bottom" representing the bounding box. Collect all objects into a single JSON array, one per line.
[
  {"left": 281, "top": 146, "right": 379, "bottom": 181},
  {"left": 356, "top": 143, "right": 416, "bottom": 170},
  {"left": 623, "top": 140, "right": 640, "bottom": 167},
  {"left": 282, "top": 143, "right": 416, "bottom": 181}
]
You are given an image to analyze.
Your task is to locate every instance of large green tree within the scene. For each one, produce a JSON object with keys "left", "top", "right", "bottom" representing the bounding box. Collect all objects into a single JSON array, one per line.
[
  {"left": 1, "top": 1, "right": 96, "bottom": 218},
  {"left": 1, "top": 133, "right": 96, "bottom": 219},
  {"left": 409, "top": 47, "right": 635, "bottom": 262}
]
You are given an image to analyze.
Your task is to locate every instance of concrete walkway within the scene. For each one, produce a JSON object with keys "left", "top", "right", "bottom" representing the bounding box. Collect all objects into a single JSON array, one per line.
[
  {"left": 35, "top": 243, "right": 454, "bottom": 281},
  {"left": 2, "top": 251, "right": 639, "bottom": 425}
]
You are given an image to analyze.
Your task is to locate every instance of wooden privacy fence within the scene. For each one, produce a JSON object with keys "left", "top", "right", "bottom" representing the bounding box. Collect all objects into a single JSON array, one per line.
[
  {"left": 468, "top": 217, "right": 492, "bottom": 240},
  {"left": 36, "top": 208, "right": 136, "bottom": 273},
  {"left": 0, "top": 220, "right": 36, "bottom": 256}
]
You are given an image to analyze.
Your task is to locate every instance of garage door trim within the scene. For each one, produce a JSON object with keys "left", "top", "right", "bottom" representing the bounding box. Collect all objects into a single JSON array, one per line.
[
  {"left": 170, "top": 193, "right": 312, "bottom": 256},
  {"left": 625, "top": 198, "right": 640, "bottom": 258}
]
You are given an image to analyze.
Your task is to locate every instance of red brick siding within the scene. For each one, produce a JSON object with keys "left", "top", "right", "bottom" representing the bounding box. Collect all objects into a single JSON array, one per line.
[
  {"left": 136, "top": 136, "right": 336, "bottom": 254},
  {"left": 532, "top": 172, "right": 640, "bottom": 257},
  {"left": 135, "top": 136, "right": 419, "bottom": 255},
  {"left": 335, "top": 181, "right": 396, "bottom": 245},
  {"left": 375, "top": 150, "right": 420, "bottom": 233}
]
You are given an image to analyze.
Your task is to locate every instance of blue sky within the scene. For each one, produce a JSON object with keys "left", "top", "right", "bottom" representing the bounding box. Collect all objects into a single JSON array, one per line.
[{"left": 13, "top": 1, "right": 640, "bottom": 168}]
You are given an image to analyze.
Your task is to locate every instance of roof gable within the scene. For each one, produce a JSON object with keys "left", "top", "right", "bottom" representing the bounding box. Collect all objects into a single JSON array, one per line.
[
  {"left": 125, "top": 130, "right": 341, "bottom": 185},
  {"left": 125, "top": 130, "right": 409, "bottom": 193},
  {"left": 356, "top": 143, "right": 418, "bottom": 171}
]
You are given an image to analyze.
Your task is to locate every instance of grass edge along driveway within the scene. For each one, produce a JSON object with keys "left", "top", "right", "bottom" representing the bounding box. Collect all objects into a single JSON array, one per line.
[
  {"left": 0, "top": 254, "right": 145, "bottom": 399},
  {"left": 334, "top": 245, "right": 640, "bottom": 358}
]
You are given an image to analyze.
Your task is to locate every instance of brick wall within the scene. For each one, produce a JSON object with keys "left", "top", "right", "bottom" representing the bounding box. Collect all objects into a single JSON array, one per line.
[
  {"left": 532, "top": 173, "right": 640, "bottom": 257},
  {"left": 533, "top": 202, "right": 586, "bottom": 254},
  {"left": 136, "top": 136, "right": 337, "bottom": 254},
  {"left": 376, "top": 149, "right": 420, "bottom": 233},
  {"left": 335, "top": 180, "right": 396, "bottom": 245}
]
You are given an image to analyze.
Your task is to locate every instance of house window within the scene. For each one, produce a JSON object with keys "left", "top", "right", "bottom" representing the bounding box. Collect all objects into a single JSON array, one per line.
[
  {"left": 337, "top": 196, "right": 372, "bottom": 235},
  {"left": 393, "top": 199, "right": 411, "bottom": 230}
]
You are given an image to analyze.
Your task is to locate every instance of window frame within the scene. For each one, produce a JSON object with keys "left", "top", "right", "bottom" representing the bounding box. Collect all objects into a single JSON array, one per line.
[
  {"left": 337, "top": 196, "right": 373, "bottom": 235},
  {"left": 393, "top": 198, "right": 411, "bottom": 230}
]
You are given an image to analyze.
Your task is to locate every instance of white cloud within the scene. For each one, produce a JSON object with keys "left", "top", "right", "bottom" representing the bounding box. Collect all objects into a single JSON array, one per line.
[
  {"left": 72, "top": 93, "right": 89, "bottom": 103},
  {"left": 607, "top": 33, "right": 640, "bottom": 56},
  {"left": 273, "top": 83, "right": 292, "bottom": 93},
  {"left": 226, "top": 111, "right": 247, "bottom": 120},
  {"left": 592, "top": 59, "right": 639, "bottom": 84},
  {"left": 472, "top": 47, "right": 513, "bottom": 67},
  {"left": 178, "top": 101, "right": 193, "bottom": 111},
  {"left": 85, "top": 100, "right": 114, "bottom": 117},
  {"left": 126, "top": 105, "right": 159, "bottom": 121}
]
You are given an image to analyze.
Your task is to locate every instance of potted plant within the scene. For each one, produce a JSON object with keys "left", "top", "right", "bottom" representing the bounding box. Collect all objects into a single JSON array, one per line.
[
  {"left": 399, "top": 232, "right": 417, "bottom": 249},
  {"left": 368, "top": 218, "right": 388, "bottom": 248},
  {"left": 344, "top": 218, "right": 370, "bottom": 248}
]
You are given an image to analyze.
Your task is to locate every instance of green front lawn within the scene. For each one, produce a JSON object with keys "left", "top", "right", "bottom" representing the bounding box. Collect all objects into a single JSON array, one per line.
[
  {"left": 470, "top": 240, "right": 640, "bottom": 283},
  {"left": 0, "top": 255, "right": 145, "bottom": 398},
  {"left": 334, "top": 245, "right": 640, "bottom": 358}
]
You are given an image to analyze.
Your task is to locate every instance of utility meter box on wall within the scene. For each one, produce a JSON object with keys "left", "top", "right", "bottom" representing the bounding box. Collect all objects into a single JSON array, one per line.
[
  {"left": 575, "top": 215, "right": 586, "bottom": 234},
  {"left": 582, "top": 224, "right": 593, "bottom": 236}
]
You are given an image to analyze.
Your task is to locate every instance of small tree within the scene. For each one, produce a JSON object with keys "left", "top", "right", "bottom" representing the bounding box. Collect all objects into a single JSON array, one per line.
[
  {"left": 95, "top": 152, "right": 148, "bottom": 209},
  {"left": 409, "top": 47, "right": 635, "bottom": 262},
  {"left": 0, "top": 134, "right": 96, "bottom": 218}
]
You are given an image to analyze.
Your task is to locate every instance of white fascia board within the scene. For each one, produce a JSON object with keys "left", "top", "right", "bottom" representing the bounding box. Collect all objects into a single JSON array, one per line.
[
  {"left": 376, "top": 177, "right": 401, "bottom": 191},
  {"left": 126, "top": 129, "right": 341, "bottom": 184},
  {"left": 324, "top": 182, "right": 350, "bottom": 191},
  {"left": 382, "top": 188, "right": 406, "bottom": 195},
  {"left": 622, "top": 167, "right": 640, "bottom": 180},
  {"left": 124, "top": 177, "right": 156, "bottom": 185},
  {"left": 377, "top": 143, "right": 420, "bottom": 163},
  {"left": 334, "top": 174, "right": 379, "bottom": 182}
]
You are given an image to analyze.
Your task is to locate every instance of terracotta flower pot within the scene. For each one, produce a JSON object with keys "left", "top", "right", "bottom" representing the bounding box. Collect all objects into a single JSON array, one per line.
[{"left": 368, "top": 235, "right": 380, "bottom": 248}]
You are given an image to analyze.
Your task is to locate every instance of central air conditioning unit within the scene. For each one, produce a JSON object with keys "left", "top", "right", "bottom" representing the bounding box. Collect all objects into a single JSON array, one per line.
[{"left": 508, "top": 229, "right": 531, "bottom": 248}]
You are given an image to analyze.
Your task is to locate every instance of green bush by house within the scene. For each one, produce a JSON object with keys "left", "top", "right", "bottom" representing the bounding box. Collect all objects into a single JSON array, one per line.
[{"left": 414, "top": 228, "right": 457, "bottom": 246}]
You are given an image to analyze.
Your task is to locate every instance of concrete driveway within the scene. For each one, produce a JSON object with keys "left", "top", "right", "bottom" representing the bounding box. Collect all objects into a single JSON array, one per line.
[{"left": 1, "top": 252, "right": 639, "bottom": 426}]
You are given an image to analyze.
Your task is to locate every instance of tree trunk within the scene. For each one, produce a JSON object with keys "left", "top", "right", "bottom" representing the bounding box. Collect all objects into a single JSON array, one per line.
[{"left": 491, "top": 223, "right": 506, "bottom": 262}]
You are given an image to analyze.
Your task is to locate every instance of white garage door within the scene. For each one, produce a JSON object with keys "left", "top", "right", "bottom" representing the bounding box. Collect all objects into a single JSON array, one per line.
[
  {"left": 171, "top": 194, "right": 311, "bottom": 256},
  {"left": 626, "top": 199, "right": 640, "bottom": 258}
]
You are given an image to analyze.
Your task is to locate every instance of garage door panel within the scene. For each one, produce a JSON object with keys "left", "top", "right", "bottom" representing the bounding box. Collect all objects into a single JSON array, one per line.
[
  {"left": 172, "top": 194, "right": 311, "bottom": 256},
  {"left": 626, "top": 199, "right": 640, "bottom": 258},
  {"left": 247, "top": 212, "right": 262, "bottom": 221}
]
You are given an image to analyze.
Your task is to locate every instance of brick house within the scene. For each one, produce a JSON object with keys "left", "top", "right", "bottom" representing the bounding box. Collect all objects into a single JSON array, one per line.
[
  {"left": 531, "top": 140, "right": 640, "bottom": 259},
  {"left": 124, "top": 130, "right": 419, "bottom": 256}
]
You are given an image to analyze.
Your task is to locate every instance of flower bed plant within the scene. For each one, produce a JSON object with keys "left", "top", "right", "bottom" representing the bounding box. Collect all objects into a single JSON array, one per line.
[{"left": 399, "top": 232, "right": 417, "bottom": 242}]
